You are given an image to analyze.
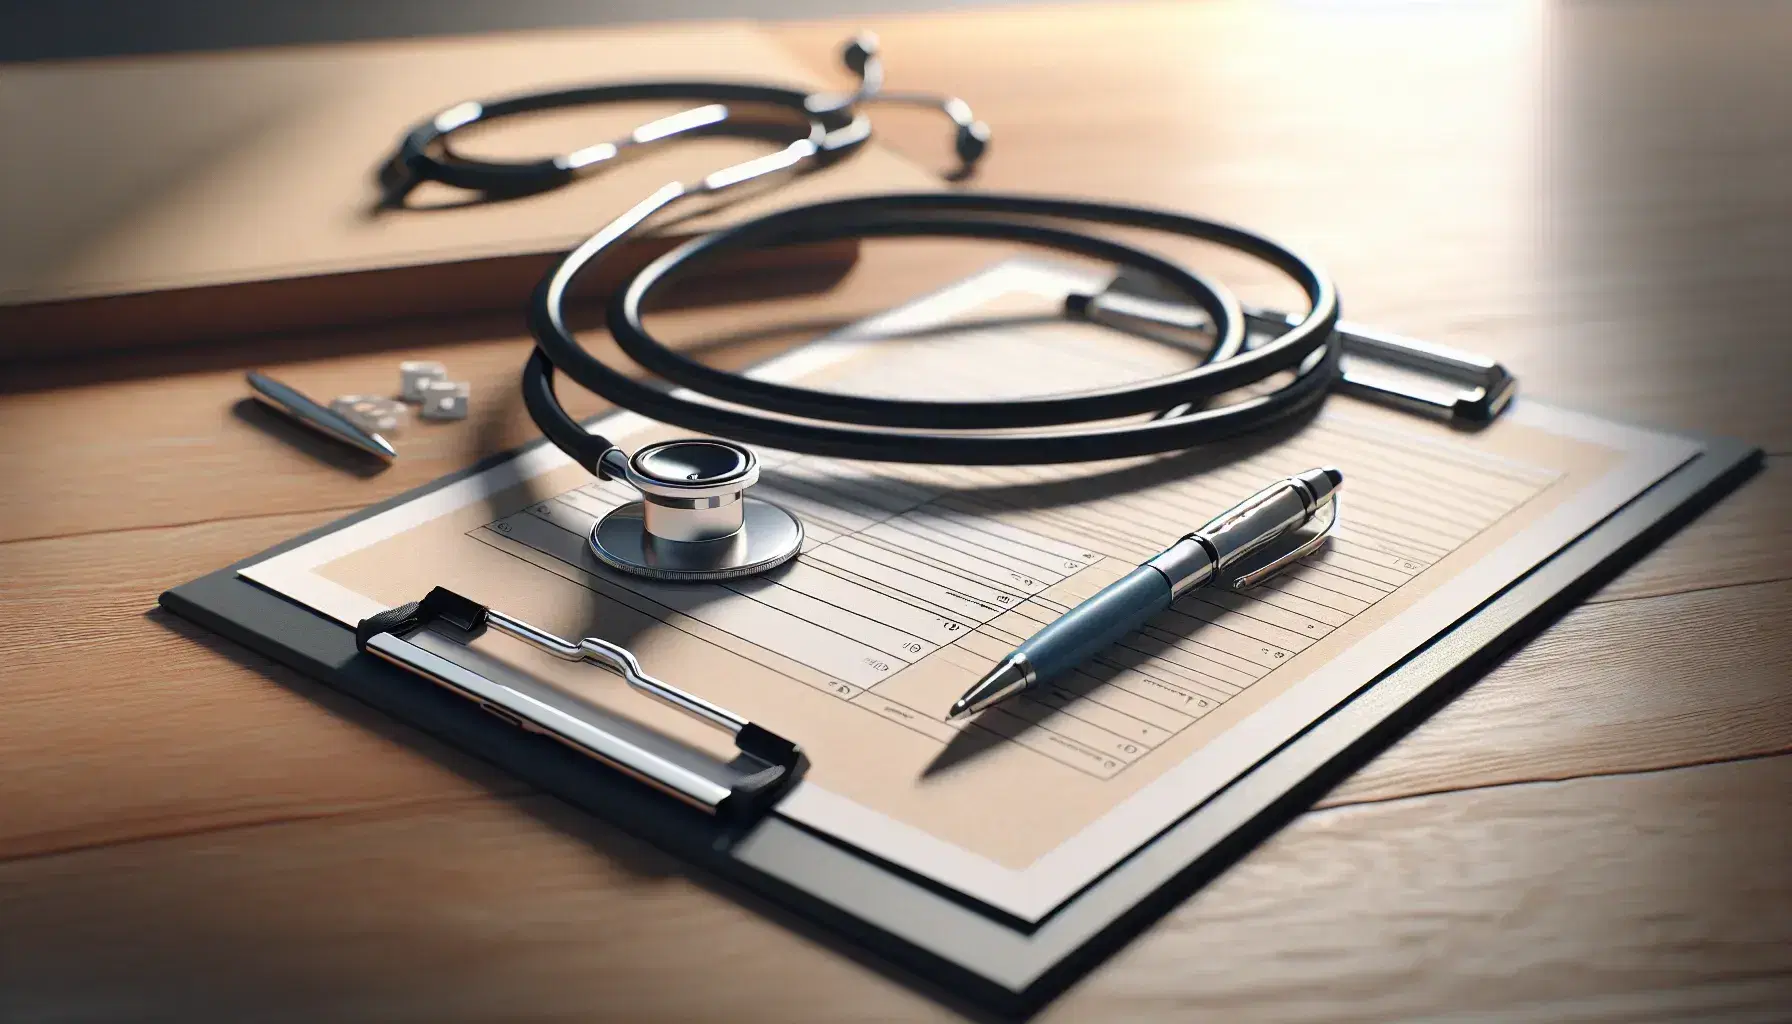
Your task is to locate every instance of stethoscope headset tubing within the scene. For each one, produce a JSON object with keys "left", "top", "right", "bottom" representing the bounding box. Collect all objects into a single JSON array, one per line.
[
  {"left": 377, "top": 34, "right": 985, "bottom": 204},
  {"left": 380, "top": 80, "right": 860, "bottom": 202}
]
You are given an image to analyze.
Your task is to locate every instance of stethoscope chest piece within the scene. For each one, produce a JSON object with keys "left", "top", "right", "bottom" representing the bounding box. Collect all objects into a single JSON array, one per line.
[{"left": 589, "top": 439, "right": 804, "bottom": 581}]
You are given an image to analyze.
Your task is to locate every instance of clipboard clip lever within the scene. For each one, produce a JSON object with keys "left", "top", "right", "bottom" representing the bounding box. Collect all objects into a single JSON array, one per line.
[
  {"left": 355, "top": 587, "right": 802, "bottom": 821},
  {"left": 1077, "top": 269, "right": 1518, "bottom": 427}
]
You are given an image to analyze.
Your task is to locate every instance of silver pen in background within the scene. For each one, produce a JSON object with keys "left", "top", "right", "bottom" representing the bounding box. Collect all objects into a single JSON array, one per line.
[
  {"left": 246, "top": 370, "right": 398, "bottom": 461},
  {"left": 948, "top": 467, "right": 1343, "bottom": 720}
]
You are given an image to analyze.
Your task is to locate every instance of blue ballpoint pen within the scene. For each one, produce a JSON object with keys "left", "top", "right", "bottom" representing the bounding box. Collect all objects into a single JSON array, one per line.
[{"left": 947, "top": 467, "right": 1343, "bottom": 720}]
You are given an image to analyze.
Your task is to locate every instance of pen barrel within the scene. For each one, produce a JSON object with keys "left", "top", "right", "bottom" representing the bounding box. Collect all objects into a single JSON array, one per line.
[
  {"left": 1019, "top": 566, "right": 1172, "bottom": 684},
  {"left": 1202, "top": 484, "right": 1312, "bottom": 569}
]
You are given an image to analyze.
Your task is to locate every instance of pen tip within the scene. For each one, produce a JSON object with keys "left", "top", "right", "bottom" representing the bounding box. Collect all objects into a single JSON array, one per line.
[
  {"left": 947, "top": 655, "right": 1033, "bottom": 720},
  {"left": 1323, "top": 466, "right": 1343, "bottom": 489}
]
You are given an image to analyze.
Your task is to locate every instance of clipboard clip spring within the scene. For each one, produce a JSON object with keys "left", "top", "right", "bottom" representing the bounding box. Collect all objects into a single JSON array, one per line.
[{"left": 355, "top": 587, "right": 801, "bottom": 820}]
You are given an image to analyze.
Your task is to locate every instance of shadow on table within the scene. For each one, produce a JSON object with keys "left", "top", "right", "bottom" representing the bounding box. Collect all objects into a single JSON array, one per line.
[{"left": 230, "top": 398, "right": 394, "bottom": 478}]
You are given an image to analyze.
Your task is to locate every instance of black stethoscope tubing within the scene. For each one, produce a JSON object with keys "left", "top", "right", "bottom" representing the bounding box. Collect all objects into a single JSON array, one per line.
[{"left": 524, "top": 193, "right": 1341, "bottom": 470}]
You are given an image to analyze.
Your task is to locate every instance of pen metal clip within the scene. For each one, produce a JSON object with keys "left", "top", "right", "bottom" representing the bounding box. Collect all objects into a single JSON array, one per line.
[{"left": 1220, "top": 495, "right": 1339, "bottom": 591}]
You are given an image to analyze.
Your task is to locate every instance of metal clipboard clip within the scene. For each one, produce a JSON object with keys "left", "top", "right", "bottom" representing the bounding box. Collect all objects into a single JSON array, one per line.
[
  {"left": 1250, "top": 310, "right": 1518, "bottom": 425},
  {"left": 1074, "top": 270, "right": 1518, "bottom": 427},
  {"left": 355, "top": 587, "right": 802, "bottom": 821}
]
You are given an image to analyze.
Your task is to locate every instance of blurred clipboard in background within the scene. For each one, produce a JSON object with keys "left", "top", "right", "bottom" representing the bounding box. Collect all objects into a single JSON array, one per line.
[
  {"left": 161, "top": 261, "right": 1760, "bottom": 1012},
  {"left": 0, "top": 22, "right": 938, "bottom": 357}
]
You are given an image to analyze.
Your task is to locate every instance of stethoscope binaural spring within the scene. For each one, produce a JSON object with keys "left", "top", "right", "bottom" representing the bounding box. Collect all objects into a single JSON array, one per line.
[{"left": 455, "top": 39, "right": 1518, "bottom": 583}]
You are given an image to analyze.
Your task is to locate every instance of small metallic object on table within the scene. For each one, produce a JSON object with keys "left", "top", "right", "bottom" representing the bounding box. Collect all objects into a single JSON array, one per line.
[
  {"left": 399, "top": 360, "right": 449, "bottom": 402},
  {"left": 418, "top": 379, "right": 470, "bottom": 420},
  {"left": 330, "top": 395, "right": 407, "bottom": 434},
  {"left": 246, "top": 371, "right": 398, "bottom": 461}
]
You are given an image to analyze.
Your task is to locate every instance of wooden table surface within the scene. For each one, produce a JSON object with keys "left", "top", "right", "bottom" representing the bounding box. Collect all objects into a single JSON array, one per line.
[{"left": 4, "top": 2, "right": 1790, "bottom": 1020}]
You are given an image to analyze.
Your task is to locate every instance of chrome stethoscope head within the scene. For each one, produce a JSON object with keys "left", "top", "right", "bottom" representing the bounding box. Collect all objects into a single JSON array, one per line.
[{"left": 586, "top": 441, "right": 805, "bottom": 582}]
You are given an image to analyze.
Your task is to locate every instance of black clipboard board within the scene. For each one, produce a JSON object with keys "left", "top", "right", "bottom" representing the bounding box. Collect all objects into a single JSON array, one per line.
[{"left": 159, "top": 415, "right": 1759, "bottom": 1016}]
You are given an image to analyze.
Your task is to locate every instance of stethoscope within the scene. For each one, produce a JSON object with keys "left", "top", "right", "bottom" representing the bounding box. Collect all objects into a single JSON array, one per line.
[{"left": 385, "top": 37, "right": 1515, "bottom": 583}]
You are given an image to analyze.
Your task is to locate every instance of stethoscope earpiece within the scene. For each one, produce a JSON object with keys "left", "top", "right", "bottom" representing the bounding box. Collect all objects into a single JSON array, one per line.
[
  {"left": 841, "top": 33, "right": 879, "bottom": 79},
  {"left": 954, "top": 118, "right": 992, "bottom": 167}
]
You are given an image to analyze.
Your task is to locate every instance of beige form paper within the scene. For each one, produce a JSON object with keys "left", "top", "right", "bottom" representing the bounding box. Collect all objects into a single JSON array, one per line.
[{"left": 242, "top": 260, "right": 1701, "bottom": 922}]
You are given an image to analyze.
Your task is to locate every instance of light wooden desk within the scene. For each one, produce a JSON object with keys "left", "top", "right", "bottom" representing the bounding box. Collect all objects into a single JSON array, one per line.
[{"left": 3, "top": 3, "right": 1789, "bottom": 1019}]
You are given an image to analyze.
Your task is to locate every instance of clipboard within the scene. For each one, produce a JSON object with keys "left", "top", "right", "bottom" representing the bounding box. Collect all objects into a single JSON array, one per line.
[{"left": 159, "top": 412, "right": 1759, "bottom": 1015}]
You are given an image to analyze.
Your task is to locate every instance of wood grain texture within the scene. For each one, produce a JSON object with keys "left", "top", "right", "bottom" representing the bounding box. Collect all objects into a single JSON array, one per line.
[
  {"left": 2, "top": 1, "right": 1789, "bottom": 1019},
  {"left": 0, "top": 751, "right": 1785, "bottom": 1023},
  {"left": 0, "top": 511, "right": 528, "bottom": 861},
  {"left": 1319, "top": 579, "right": 1792, "bottom": 807},
  {"left": 1070, "top": 754, "right": 1792, "bottom": 1024},
  {"left": 1587, "top": 456, "right": 1790, "bottom": 605}
]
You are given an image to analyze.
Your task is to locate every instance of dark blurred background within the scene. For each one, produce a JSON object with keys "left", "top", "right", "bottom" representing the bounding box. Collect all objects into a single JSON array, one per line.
[{"left": 1, "top": 0, "right": 1017, "bottom": 62}]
